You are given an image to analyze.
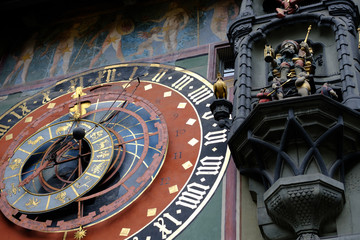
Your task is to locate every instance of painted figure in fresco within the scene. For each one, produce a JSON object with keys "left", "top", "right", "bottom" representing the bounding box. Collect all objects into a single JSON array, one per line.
[
  {"left": 3, "top": 33, "right": 37, "bottom": 86},
  {"left": 206, "top": 0, "right": 239, "bottom": 41},
  {"left": 275, "top": 0, "right": 303, "bottom": 18},
  {"left": 129, "top": 27, "right": 164, "bottom": 58},
  {"left": 152, "top": 2, "right": 189, "bottom": 52},
  {"left": 41, "top": 23, "right": 81, "bottom": 78},
  {"left": 89, "top": 15, "right": 134, "bottom": 68}
]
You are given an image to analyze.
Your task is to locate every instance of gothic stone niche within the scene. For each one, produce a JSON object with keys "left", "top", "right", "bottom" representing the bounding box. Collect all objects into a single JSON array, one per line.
[
  {"left": 228, "top": 95, "right": 360, "bottom": 239},
  {"left": 251, "top": 24, "right": 341, "bottom": 105}
]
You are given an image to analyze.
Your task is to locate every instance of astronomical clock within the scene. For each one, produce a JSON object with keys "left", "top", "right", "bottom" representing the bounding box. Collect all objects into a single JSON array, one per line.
[{"left": 0, "top": 63, "right": 230, "bottom": 239}]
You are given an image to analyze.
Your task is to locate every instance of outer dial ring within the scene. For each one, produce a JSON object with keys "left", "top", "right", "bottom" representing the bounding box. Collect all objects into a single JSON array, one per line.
[{"left": 0, "top": 63, "right": 230, "bottom": 240}]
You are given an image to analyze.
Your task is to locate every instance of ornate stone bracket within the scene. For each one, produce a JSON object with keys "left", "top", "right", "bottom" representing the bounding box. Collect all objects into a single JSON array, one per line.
[
  {"left": 210, "top": 99, "right": 233, "bottom": 129},
  {"left": 264, "top": 174, "right": 345, "bottom": 240}
]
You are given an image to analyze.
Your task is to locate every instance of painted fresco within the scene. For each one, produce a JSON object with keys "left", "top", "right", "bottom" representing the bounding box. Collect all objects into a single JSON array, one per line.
[{"left": 0, "top": 0, "right": 239, "bottom": 87}]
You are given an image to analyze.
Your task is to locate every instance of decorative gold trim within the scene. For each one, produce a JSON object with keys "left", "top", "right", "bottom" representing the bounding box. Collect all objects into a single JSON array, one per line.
[
  {"left": 147, "top": 208, "right": 157, "bottom": 217},
  {"left": 182, "top": 161, "right": 193, "bottom": 170},
  {"left": 168, "top": 185, "right": 179, "bottom": 194},
  {"left": 74, "top": 226, "right": 87, "bottom": 240},
  {"left": 119, "top": 228, "right": 131, "bottom": 237}
]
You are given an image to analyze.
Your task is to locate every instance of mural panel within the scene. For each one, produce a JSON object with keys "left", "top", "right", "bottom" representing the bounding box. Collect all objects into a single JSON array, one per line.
[{"left": 0, "top": 0, "right": 240, "bottom": 88}]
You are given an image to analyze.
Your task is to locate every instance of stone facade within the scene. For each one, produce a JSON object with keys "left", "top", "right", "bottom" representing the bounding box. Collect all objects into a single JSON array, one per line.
[{"left": 227, "top": 0, "right": 360, "bottom": 239}]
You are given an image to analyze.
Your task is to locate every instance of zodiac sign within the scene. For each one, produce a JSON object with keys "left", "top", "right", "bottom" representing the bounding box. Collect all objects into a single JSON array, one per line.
[
  {"left": 90, "top": 130, "right": 104, "bottom": 141},
  {"left": 25, "top": 197, "right": 40, "bottom": 209},
  {"left": 81, "top": 122, "right": 92, "bottom": 129},
  {"left": 91, "top": 162, "right": 106, "bottom": 175},
  {"left": 27, "top": 136, "right": 44, "bottom": 146},
  {"left": 8, "top": 183, "right": 21, "bottom": 197},
  {"left": 9, "top": 158, "right": 23, "bottom": 170},
  {"left": 55, "top": 192, "right": 70, "bottom": 204},
  {"left": 55, "top": 123, "right": 73, "bottom": 135},
  {"left": 74, "top": 176, "right": 92, "bottom": 189},
  {"left": 97, "top": 150, "right": 110, "bottom": 159},
  {"left": 97, "top": 139, "right": 109, "bottom": 149}
]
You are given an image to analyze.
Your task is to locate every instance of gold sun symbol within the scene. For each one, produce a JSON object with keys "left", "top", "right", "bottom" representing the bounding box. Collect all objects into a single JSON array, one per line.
[{"left": 74, "top": 226, "right": 87, "bottom": 240}]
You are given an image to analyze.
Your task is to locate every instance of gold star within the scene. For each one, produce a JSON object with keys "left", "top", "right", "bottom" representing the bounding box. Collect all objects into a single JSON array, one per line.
[
  {"left": 74, "top": 226, "right": 86, "bottom": 240},
  {"left": 105, "top": 36, "right": 119, "bottom": 45},
  {"left": 21, "top": 53, "right": 32, "bottom": 61},
  {"left": 60, "top": 45, "right": 71, "bottom": 54}
]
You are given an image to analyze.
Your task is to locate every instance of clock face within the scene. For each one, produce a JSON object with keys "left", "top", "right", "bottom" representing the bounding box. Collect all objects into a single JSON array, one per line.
[{"left": 0, "top": 63, "right": 230, "bottom": 239}]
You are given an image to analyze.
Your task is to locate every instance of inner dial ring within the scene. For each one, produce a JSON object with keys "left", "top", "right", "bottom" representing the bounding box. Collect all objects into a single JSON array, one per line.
[{"left": 3, "top": 120, "right": 114, "bottom": 214}]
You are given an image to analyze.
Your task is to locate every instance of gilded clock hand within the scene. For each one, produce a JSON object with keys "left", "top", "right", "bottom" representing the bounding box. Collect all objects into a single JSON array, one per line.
[
  {"left": 71, "top": 87, "right": 88, "bottom": 120},
  {"left": 98, "top": 77, "right": 141, "bottom": 125},
  {"left": 118, "top": 131, "right": 158, "bottom": 145},
  {"left": 99, "top": 101, "right": 129, "bottom": 125}
]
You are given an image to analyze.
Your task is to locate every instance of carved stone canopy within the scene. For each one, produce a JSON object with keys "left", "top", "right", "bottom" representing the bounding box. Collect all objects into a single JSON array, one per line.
[
  {"left": 228, "top": 95, "right": 360, "bottom": 188},
  {"left": 228, "top": 95, "right": 360, "bottom": 239}
]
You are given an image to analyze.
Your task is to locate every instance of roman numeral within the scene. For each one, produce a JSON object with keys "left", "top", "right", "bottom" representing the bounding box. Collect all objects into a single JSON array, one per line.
[
  {"left": 105, "top": 68, "right": 116, "bottom": 82},
  {"left": 0, "top": 124, "right": 10, "bottom": 137},
  {"left": 171, "top": 74, "right": 193, "bottom": 90},
  {"left": 95, "top": 68, "right": 116, "bottom": 84},
  {"left": 196, "top": 156, "right": 224, "bottom": 175},
  {"left": 201, "top": 111, "right": 214, "bottom": 120},
  {"left": 153, "top": 213, "right": 182, "bottom": 239},
  {"left": 188, "top": 85, "right": 213, "bottom": 105},
  {"left": 204, "top": 129, "right": 227, "bottom": 146},
  {"left": 175, "top": 182, "right": 210, "bottom": 209},
  {"left": 9, "top": 111, "right": 22, "bottom": 119},
  {"left": 152, "top": 69, "right": 168, "bottom": 82},
  {"left": 129, "top": 66, "right": 138, "bottom": 80}
]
